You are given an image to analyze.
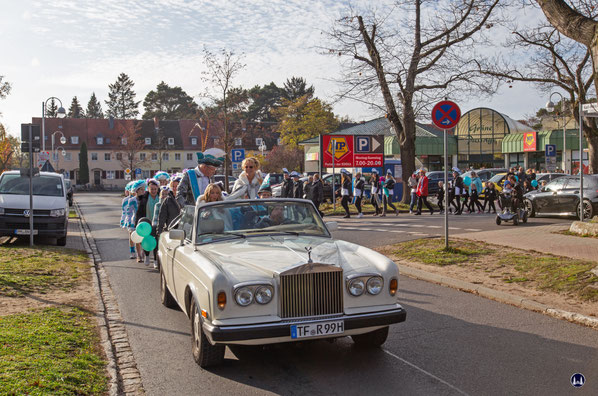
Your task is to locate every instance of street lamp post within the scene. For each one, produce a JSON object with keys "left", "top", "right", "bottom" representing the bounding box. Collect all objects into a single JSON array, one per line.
[
  {"left": 54, "top": 146, "right": 66, "bottom": 171},
  {"left": 258, "top": 138, "right": 267, "bottom": 157},
  {"left": 42, "top": 97, "right": 66, "bottom": 151},
  {"left": 546, "top": 92, "right": 567, "bottom": 173},
  {"left": 51, "top": 131, "right": 66, "bottom": 167}
]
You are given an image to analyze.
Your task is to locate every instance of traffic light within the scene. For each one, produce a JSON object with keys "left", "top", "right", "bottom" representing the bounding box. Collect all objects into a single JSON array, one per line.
[{"left": 20, "top": 124, "right": 41, "bottom": 153}]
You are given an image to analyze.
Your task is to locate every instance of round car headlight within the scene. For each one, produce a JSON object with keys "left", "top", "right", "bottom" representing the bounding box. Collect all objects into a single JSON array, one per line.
[
  {"left": 255, "top": 286, "right": 273, "bottom": 304},
  {"left": 234, "top": 287, "right": 253, "bottom": 306},
  {"left": 366, "top": 277, "right": 383, "bottom": 295},
  {"left": 348, "top": 279, "right": 365, "bottom": 296}
]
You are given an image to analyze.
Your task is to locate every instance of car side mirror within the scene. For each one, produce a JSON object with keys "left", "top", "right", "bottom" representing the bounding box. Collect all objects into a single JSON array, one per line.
[
  {"left": 169, "top": 229, "right": 185, "bottom": 241},
  {"left": 326, "top": 221, "right": 338, "bottom": 231}
]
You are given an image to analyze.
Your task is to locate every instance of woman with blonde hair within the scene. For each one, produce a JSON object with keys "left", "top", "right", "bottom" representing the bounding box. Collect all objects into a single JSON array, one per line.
[
  {"left": 198, "top": 183, "right": 224, "bottom": 204},
  {"left": 228, "top": 157, "right": 263, "bottom": 199}
]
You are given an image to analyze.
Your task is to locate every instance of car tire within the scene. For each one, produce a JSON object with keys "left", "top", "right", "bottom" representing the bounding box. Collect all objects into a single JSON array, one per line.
[
  {"left": 56, "top": 236, "right": 67, "bottom": 246},
  {"left": 160, "top": 266, "right": 178, "bottom": 309},
  {"left": 351, "top": 326, "right": 389, "bottom": 347},
  {"left": 495, "top": 217, "right": 501, "bottom": 225},
  {"left": 524, "top": 199, "right": 535, "bottom": 218},
  {"left": 576, "top": 199, "right": 594, "bottom": 220},
  {"left": 190, "top": 299, "right": 225, "bottom": 368}
]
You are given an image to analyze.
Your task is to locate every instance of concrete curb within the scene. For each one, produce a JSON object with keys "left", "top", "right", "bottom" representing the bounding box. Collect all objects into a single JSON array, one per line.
[
  {"left": 74, "top": 201, "right": 145, "bottom": 395},
  {"left": 397, "top": 262, "right": 598, "bottom": 329}
]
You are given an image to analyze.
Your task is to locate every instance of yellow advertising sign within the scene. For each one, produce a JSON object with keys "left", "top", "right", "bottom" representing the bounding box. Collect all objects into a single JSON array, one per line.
[{"left": 326, "top": 137, "right": 349, "bottom": 160}]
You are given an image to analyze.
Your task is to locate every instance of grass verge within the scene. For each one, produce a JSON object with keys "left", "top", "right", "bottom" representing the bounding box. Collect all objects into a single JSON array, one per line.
[
  {"left": 556, "top": 230, "right": 598, "bottom": 239},
  {"left": 387, "top": 238, "right": 598, "bottom": 302},
  {"left": 68, "top": 209, "right": 79, "bottom": 219},
  {"left": 0, "top": 246, "right": 90, "bottom": 297},
  {"left": 0, "top": 307, "right": 107, "bottom": 395}
]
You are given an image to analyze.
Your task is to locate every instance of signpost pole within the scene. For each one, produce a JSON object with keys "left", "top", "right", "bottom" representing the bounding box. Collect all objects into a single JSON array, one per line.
[
  {"left": 444, "top": 129, "right": 449, "bottom": 249},
  {"left": 28, "top": 125, "right": 34, "bottom": 247},
  {"left": 579, "top": 101, "right": 584, "bottom": 221},
  {"left": 332, "top": 139, "right": 336, "bottom": 211}
]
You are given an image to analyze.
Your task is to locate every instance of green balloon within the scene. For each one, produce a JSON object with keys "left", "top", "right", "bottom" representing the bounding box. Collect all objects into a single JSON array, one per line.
[
  {"left": 136, "top": 222, "right": 152, "bottom": 237},
  {"left": 141, "top": 235, "right": 157, "bottom": 251}
]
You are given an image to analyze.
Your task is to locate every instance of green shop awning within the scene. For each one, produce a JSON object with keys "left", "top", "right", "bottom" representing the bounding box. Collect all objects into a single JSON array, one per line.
[
  {"left": 502, "top": 129, "right": 588, "bottom": 153},
  {"left": 384, "top": 135, "right": 457, "bottom": 156}
]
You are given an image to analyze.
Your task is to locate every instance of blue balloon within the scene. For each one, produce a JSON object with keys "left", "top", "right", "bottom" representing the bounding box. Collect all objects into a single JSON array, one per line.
[
  {"left": 463, "top": 176, "right": 472, "bottom": 186},
  {"left": 141, "top": 235, "right": 157, "bottom": 251},
  {"left": 531, "top": 179, "right": 538, "bottom": 188},
  {"left": 136, "top": 222, "right": 152, "bottom": 237},
  {"left": 515, "top": 175, "right": 519, "bottom": 182}
]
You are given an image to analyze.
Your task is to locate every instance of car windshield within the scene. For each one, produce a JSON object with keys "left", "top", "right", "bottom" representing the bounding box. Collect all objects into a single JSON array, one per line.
[
  {"left": 0, "top": 174, "right": 64, "bottom": 197},
  {"left": 489, "top": 173, "right": 506, "bottom": 183},
  {"left": 195, "top": 200, "right": 329, "bottom": 244}
]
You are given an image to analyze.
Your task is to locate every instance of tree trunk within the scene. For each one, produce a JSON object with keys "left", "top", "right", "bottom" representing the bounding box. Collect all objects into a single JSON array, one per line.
[
  {"left": 586, "top": 132, "right": 598, "bottom": 174},
  {"left": 399, "top": 104, "right": 417, "bottom": 204}
]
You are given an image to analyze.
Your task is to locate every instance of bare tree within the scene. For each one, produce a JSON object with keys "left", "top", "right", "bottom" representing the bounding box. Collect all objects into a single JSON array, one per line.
[
  {"left": 114, "top": 121, "right": 147, "bottom": 175},
  {"left": 202, "top": 49, "right": 246, "bottom": 191},
  {"left": 534, "top": 0, "right": 598, "bottom": 172},
  {"left": 325, "top": 1, "right": 502, "bottom": 202}
]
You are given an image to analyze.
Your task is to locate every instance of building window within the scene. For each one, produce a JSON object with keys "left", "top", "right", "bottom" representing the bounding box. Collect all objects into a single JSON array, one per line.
[
  {"left": 116, "top": 170, "right": 124, "bottom": 179},
  {"left": 65, "top": 153, "right": 72, "bottom": 161},
  {"left": 105, "top": 138, "right": 111, "bottom": 144},
  {"left": 122, "top": 137, "right": 127, "bottom": 145},
  {"left": 116, "top": 153, "right": 122, "bottom": 160},
  {"left": 106, "top": 170, "right": 116, "bottom": 180},
  {"left": 139, "top": 153, "right": 146, "bottom": 161},
  {"left": 186, "top": 153, "right": 193, "bottom": 161},
  {"left": 91, "top": 153, "right": 98, "bottom": 161},
  {"left": 71, "top": 136, "right": 79, "bottom": 144},
  {"left": 104, "top": 153, "right": 111, "bottom": 161},
  {"left": 151, "top": 153, "right": 158, "bottom": 161},
  {"left": 277, "top": 138, "right": 282, "bottom": 145},
  {"left": 96, "top": 137, "right": 103, "bottom": 145},
  {"left": 256, "top": 138, "right": 263, "bottom": 146},
  {"left": 162, "top": 153, "right": 169, "bottom": 161},
  {"left": 168, "top": 137, "right": 174, "bottom": 145},
  {"left": 142, "top": 170, "right": 151, "bottom": 179},
  {"left": 235, "top": 138, "right": 242, "bottom": 146},
  {"left": 191, "top": 137, "right": 197, "bottom": 145},
  {"left": 175, "top": 153, "right": 181, "bottom": 161},
  {"left": 145, "top": 137, "right": 152, "bottom": 145}
]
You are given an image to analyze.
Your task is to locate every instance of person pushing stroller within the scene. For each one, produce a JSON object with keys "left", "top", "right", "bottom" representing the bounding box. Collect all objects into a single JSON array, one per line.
[{"left": 496, "top": 175, "right": 527, "bottom": 225}]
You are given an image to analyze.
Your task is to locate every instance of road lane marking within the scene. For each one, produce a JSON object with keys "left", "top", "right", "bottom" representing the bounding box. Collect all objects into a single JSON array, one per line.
[
  {"left": 464, "top": 228, "right": 482, "bottom": 232},
  {"left": 382, "top": 349, "right": 470, "bottom": 395}
]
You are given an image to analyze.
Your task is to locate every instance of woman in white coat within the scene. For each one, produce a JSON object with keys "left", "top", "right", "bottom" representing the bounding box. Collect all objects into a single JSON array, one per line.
[{"left": 228, "top": 157, "right": 264, "bottom": 200}]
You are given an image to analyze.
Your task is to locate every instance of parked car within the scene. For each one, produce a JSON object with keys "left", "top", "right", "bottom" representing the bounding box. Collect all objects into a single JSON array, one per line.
[
  {"left": 534, "top": 172, "right": 567, "bottom": 185},
  {"left": 524, "top": 175, "right": 598, "bottom": 219},
  {"left": 461, "top": 168, "right": 507, "bottom": 183},
  {"left": 426, "top": 171, "right": 454, "bottom": 195},
  {"left": 214, "top": 175, "right": 237, "bottom": 192},
  {"left": 158, "top": 199, "right": 406, "bottom": 367},
  {"left": 65, "top": 179, "right": 74, "bottom": 206},
  {"left": 273, "top": 173, "right": 341, "bottom": 202},
  {"left": 0, "top": 171, "right": 68, "bottom": 246}
]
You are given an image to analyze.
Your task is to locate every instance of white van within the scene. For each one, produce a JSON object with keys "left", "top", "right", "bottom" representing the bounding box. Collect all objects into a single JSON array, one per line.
[{"left": 0, "top": 170, "right": 68, "bottom": 245}]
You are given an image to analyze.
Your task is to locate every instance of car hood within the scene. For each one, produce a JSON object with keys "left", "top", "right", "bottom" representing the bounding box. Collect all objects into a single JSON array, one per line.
[
  {"left": 0, "top": 194, "right": 66, "bottom": 210},
  {"left": 198, "top": 235, "right": 390, "bottom": 284}
]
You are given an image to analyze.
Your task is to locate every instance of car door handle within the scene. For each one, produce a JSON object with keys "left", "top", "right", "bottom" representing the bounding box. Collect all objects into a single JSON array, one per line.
[{"left": 573, "top": 191, "right": 579, "bottom": 194}]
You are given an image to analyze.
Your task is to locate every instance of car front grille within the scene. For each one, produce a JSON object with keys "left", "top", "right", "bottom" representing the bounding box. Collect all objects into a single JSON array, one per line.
[
  {"left": 4, "top": 209, "right": 51, "bottom": 216},
  {"left": 279, "top": 264, "right": 343, "bottom": 319}
]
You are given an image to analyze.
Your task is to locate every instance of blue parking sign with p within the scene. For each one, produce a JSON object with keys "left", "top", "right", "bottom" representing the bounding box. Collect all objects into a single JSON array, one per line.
[
  {"left": 356, "top": 136, "right": 370, "bottom": 153},
  {"left": 231, "top": 149, "right": 245, "bottom": 163},
  {"left": 545, "top": 144, "right": 556, "bottom": 157}
]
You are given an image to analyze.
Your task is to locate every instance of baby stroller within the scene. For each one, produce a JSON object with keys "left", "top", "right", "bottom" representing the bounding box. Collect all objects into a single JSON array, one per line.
[{"left": 496, "top": 190, "right": 527, "bottom": 226}]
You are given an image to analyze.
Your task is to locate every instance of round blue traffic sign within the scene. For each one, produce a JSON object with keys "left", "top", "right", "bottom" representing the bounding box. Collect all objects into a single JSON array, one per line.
[{"left": 432, "top": 100, "right": 461, "bottom": 129}]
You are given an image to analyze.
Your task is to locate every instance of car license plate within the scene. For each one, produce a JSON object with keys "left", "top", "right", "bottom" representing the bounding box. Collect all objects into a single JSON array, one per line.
[
  {"left": 291, "top": 320, "right": 344, "bottom": 339},
  {"left": 15, "top": 229, "right": 38, "bottom": 235}
]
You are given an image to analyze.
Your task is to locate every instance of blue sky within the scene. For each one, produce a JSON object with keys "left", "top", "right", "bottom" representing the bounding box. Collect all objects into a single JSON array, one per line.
[{"left": 1, "top": 0, "right": 552, "bottom": 137}]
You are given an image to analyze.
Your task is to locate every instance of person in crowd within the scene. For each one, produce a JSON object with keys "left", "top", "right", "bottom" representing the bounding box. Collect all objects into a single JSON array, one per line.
[
  {"left": 228, "top": 157, "right": 264, "bottom": 200},
  {"left": 158, "top": 178, "right": 182, "bottom": 235},
  {"left": 462, "top": 186, "right": 471, "bottom": 213},
  {"left": 482, "top": 182, "right": 497, "bottom": 214},
  {"left": 540, "top": 180, "right": 548, "bottom": 188},
  {"left": 281, "top": 168, "right": 294, "bottom": 198},
  {"left": 415, "top": 169, "right": 434, "bottom": 215},
  {"left": 311, "top": 173, "right": 324, "bottom": 215},
  {"left": 198, "top": 183, "right": 224, "bottom": 204},
  {"left": 136, "top": 179, "right": 160, "bottom": 267},
  {"left": 121, "top": 183, "right": 136, "bottom": 259},
  {"left": 508, "top": 174, "right": 524, "bottom": 212},
  {"left": 120, "top": 183, "right": 131, "bottom": 229},
  {"left": 353, "top": 172, "right": 365, "bottom": 218},
  {"left": 256, "top": 204, "right": 291, "bottom": 228},
  {"left": 152, "top": 187, "right": 170, "bottom": 239},
  {"left": 452, "top": 169, "right": 464, "bottom": 215},
  {"left": 468, "top": 172, "right": 484, "bottom": 213},
  {"left": 291, "top": 171, "right": 303, "bottom": 199},
  {"left": 154, "top": 171, "right": 170, "bottom": 187},
  {"left": 517, "top": 166, "right": 526, "bottom": 184},
  {"left": 382, "top": 170, "right": 398, "bottom": 216},
  {"left": 170, "top": 174, "right": 182, "bottom": 196},
  {"left": 176, "top": 148, "right": 224, "bottom": 207},
  {"left": 340, "top": 169, "right": 352, "bottom": 218},
  {"left": 303, "top": 175, "right": 314, "bottom": 200},
  {"left": 522, "top": 180, "right": 534, "bottom": 194},
  {"left": 129, "top": 180, "right": 145, "bottom": 262},
  {"left": 257, "top": 174, "right": 273, "bottom": 199},
  {"left": 437, "top": 180, "right": 445, "bottom": 214},
  {"left": 506, "top": 167, "right": 516, "bottom": 181},
  {"left": 408, "top": 172, "right": 418, "bottom": 214},
  {"left": 370, "top": 170, "right": 382, "bottom": 216}
]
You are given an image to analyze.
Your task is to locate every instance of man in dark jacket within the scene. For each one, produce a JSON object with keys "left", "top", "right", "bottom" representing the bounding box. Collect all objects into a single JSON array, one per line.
[
  {"left": 291, "top": 171, "right": 303, "bottom": 198},
  {"left": 280, "top": 168, "right": 294, "bottom": 198},
  {"left": 158, "top": 190, "right": 180, "bottom": 234},
  {"left": 303, "top": 175, "right": 314, "bottom": 200},
  {"left": 452, "top": 170, "right": 464, "bottom": 215},
  {"left": 311, "top": 173, "right": 324, "bottom": 215}
]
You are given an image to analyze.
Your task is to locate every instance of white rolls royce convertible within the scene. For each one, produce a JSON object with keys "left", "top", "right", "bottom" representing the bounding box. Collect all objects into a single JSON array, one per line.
[{"left": 158, "top": 199, "right": 406, "bottom": 367}]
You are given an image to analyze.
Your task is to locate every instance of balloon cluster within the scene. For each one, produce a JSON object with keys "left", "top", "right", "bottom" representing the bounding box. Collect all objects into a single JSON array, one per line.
[
  {"left": 131, "top": 218, "right": 157, "bottom": 251},
  {"left": 463, "top": 176, "right": 472, "bottom": 186}
]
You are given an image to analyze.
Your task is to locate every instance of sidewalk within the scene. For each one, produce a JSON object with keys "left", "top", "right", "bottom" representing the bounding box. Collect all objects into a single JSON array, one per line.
[{"left": 456, "top": 222, "right": 598, "bottom": 262}]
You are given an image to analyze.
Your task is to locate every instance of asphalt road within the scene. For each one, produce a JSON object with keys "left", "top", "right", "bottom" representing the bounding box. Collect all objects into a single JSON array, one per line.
[{"left": 75, "top": 193, "right": 597, "bottom": 396}]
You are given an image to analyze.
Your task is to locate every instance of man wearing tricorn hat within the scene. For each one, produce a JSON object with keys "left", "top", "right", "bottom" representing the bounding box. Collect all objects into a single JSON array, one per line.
[{"left": 176, "top": 148, "right": 225, "bottom": 207}]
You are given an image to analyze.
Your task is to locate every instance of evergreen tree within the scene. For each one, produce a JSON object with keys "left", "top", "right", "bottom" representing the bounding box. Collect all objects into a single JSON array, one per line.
[
  {"left": 46, "top": 98, "right": 58, "bottom": 117},
  {"left": 78, "top": 142, "right": 89, "bottom": 184},
  {"left": 282, "top": 77, "right": 314, "bottom": 101},
  {"left": 68, "top": 96, "right": 84, "bottom": 118},
  {"left": 85, "top": 92, "right": 104, "bottom": 118},
  {"left": 105, "top": 73, "right": 140, "bottom": 119},
  {"left": 142, "top": 81, "right": 198, "bottom": 120},
  {"left": 246, "top": 82, "right": 283, "bottom": 122}
]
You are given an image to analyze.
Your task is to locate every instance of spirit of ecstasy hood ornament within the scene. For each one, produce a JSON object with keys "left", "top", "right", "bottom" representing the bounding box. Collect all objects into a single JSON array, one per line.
[{"left": 305, "top": 246, "right": 313, "bottom": 263}]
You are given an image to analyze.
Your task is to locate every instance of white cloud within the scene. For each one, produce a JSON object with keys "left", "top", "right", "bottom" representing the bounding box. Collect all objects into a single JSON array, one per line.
[{"left": 31, "top": 58, "right": 40, "bottom": 67}]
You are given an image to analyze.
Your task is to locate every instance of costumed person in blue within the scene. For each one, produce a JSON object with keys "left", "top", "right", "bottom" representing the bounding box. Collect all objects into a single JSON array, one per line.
[
  {"left": 129, "top": 179, "right": 146, "bottom": 262},
  {"left": 136, "top": 178, "right": 160, "bottom": 267},
  {"left": 258, "top": 174, "right": 273, "bottom": 199},
  {"left": 176, "top": 148, "right": 225, "bottom": 208},
  {"left": 121, "top": 182, "right": 135, "bottom": 259},
  {"left": 154, "top": 171, "right": 170, "bottom": 187}
]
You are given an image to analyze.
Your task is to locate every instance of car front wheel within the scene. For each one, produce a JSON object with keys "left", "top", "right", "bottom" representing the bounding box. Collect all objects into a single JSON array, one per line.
[
  {"left": 524, "top": 199, "right": 535, "bottom": 218},
  {"left": 190, "top": 300, "right": 225, "bottom": 368},
  {"left": 351, "top": 326, "right": 389, "bottom": 347}
]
